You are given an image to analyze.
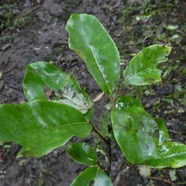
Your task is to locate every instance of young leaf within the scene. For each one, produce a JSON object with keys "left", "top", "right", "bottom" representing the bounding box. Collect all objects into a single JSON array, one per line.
[
  {"left": 123, "top": 45, "right": 171, "bottom": 85},
  {"left": 71, "top": 166, "right": 113, "bottom": 186},
  {"left": 23, "top": 62, "right": 92, "bottom": 119},
  {"left": 0, "top": 101, "right": 92, "bottom": 157},
  {"left": 66, "top": 142, "right": 97, "bottom": 165},
  {"left": 111, "top": 96, "right": 186, "bottom": 168},
  {"left": 66, "top": 14, "right": 120, "bottom": 95}
]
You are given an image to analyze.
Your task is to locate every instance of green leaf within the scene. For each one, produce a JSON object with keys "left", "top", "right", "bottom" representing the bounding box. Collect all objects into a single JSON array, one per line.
[
  {"left": 93, "top": 168, "right": 113, "bottom": 186},
  {"left": 0, "top": 101, "right": 92, "bottom": 157},
  {"left": 144, "top": 141, "right": 186, "bottom": 168},
  {"left": 71, "top": 166, "right": 113, "bottom": 186},
  {"left": 66, "top": 142, "right": 97, "bottom": 165},
  {"left": 71, "top": 167, "right": 97, "bottom": 186},
  {"left": 145, "top": 119, "right": 186, "bottom": 168},
  {"left": 111, "top": 96, "right": 159, "bottom": 164},
  {"left": 111, "top": 96, "right": 186, "bottom": 168},
  {"left": 66, "top": 14, "right": 120, "bottom": 95},
  {"left": 155, "top": 118, "right": 169, "bottom": 144},
  {"left": 23, "top": 62, "right": 92, "bottom": 119},
  {"left": 123, "top": 45, "right": 171, "bottom": 85},
  {"left": 165, "top": 25, "right": 178, "bottom": 30}
]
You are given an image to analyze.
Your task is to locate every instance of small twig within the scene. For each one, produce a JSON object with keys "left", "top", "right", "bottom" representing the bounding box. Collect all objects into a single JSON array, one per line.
[
  {"left": 16, "top": 6, "right": 40, "bottom": 19},
  {"left": 169, "top": 129, "right": 186, "bottom": 135},
  {"left": 149, "top": 176, "right": 186, "bottom": 185},
  {"left": 4, "top": 61, "right": 20, "bottom": 74},
  {"left": 26, "top": 30, "right": 39, "bottom": 41},
  {"left": 97, "top": 161, "right": 108, "bottom": 175},
  {"left": 0, "top": 81, "right": 4, "bottom": 92},
  {"left": 176, "top": 30, "right": 186, "bottom": 36},
  {"left": 91, "top": 123, "right": 112, "bottom": 176},
  {"left": 7, "top": 84, "right": 22, "bottom": 91},
  {"left": 149, "top": 176, "right": 172, "bottom": 184},
  {"left": 107, "top": 124, "right": 112, "bottom": 176},
  {"left": 40, "top": 168, "right": 53, "bottom": 176},
  {"left": 92, "top": 125, "right": 109, "bottom": 145}
]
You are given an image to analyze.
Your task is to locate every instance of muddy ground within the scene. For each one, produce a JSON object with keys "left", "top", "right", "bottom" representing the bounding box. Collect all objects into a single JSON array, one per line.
[{"left": 0, "top": 0, "right": 186, "bottom": 185}]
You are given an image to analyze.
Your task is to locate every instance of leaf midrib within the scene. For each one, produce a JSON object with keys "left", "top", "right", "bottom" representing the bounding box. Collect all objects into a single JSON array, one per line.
[
  {"left": 126, "top": 65, "right": 157, "bottom": 82},
  {"left": 0, "top": 122, "right": 88, "bottom": 141},
  {"left": 88, "top": 46, "right": 111, "bottom": 94}
]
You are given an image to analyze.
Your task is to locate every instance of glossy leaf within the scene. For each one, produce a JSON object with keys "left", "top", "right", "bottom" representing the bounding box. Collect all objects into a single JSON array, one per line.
[
  {"left": 71, "top": 166, "right": 113, "bottom": 186},
  {"left": 123, "top": 45, "right": 171, "bottom": 85},
  {"left": 111, "top": 96, "right": 159, "bottom": 164},
  {"left": 71, "top": 167, "right": 97, "bottom": 186},
  {"left": 66, "top": 142, "right": 97, "bottom": 165},
  {"left": 0, "top": 101, "right": 92, "bottom": 157},
  {"left": 145, "top": 119, "right": 186, "bottom": 168},
  {"left": 144, "top": 141, "right": 186, "bottom": 168},
  {"left": 66, "top": 14, "right": 120, "bottom": 95},
  {"left": 93, "top": 168, "right": 113, "bottom": 186},
  {"left": 111, "top": 96, "right": 186, "bottom": 168},
  {"left": 155, "top": 118, "right": 169, "bottom": 144},
  {"left": 23, "top": 62, "right": 92, "bottom": 119}
]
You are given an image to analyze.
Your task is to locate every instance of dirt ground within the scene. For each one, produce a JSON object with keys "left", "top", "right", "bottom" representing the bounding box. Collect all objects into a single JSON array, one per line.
[{"left": 0, "top": 0, "right": 186, "bottom": 185}]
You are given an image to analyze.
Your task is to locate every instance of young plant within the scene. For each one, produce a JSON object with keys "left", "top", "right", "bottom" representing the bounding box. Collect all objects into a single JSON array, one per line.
[{"left": 0, "top": 14, "right": 186, "bottom": 185}]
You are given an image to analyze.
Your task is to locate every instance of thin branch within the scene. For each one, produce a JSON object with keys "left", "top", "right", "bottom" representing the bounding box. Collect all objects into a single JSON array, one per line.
[
  {"left": 149, "top": 176, "right": 186, "bottom": 185},
  {"left": 169, "top": 129, "right": 186, "bottom": 135},
  {"left": 97, "top": 161, "right": 108, "bottom": 175},
  {"left": 149, "top": 176, "right": 172, "bottom": 184},
  {"left": 107, "top": 124, "right": 112, "bottom": 176},
  {"left": 91, "top": 123, "right": 113, "bottom": 176},
  {"left": 92, "top": 125, "right": 109, "bottom": 145}
]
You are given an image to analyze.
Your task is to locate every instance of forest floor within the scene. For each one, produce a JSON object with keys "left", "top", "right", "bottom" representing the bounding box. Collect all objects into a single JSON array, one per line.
[{"left": 0, "top": 0, "right": 185, "bottom": 185}]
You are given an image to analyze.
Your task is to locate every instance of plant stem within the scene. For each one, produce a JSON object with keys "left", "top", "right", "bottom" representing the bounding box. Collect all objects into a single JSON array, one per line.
[
  {"left": 109, "top": 94, "right": 114, "bottom": 102},
  {"left": 91, "top": 125, "right": 109, "bottom": 145},
  {"left": 97, "top": 161, "right": 108, "bottom": 175},
  {"left": 107, "top": 124, "right": 112, "bottom": 176},
  {"left": 91, "top": 123, "right": 113, "bottom": 177}
]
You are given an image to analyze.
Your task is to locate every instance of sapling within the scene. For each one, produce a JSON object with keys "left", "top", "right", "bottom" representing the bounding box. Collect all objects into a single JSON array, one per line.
[{"left": 0, "top": 14, "right": 186, "bottom": 185}]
